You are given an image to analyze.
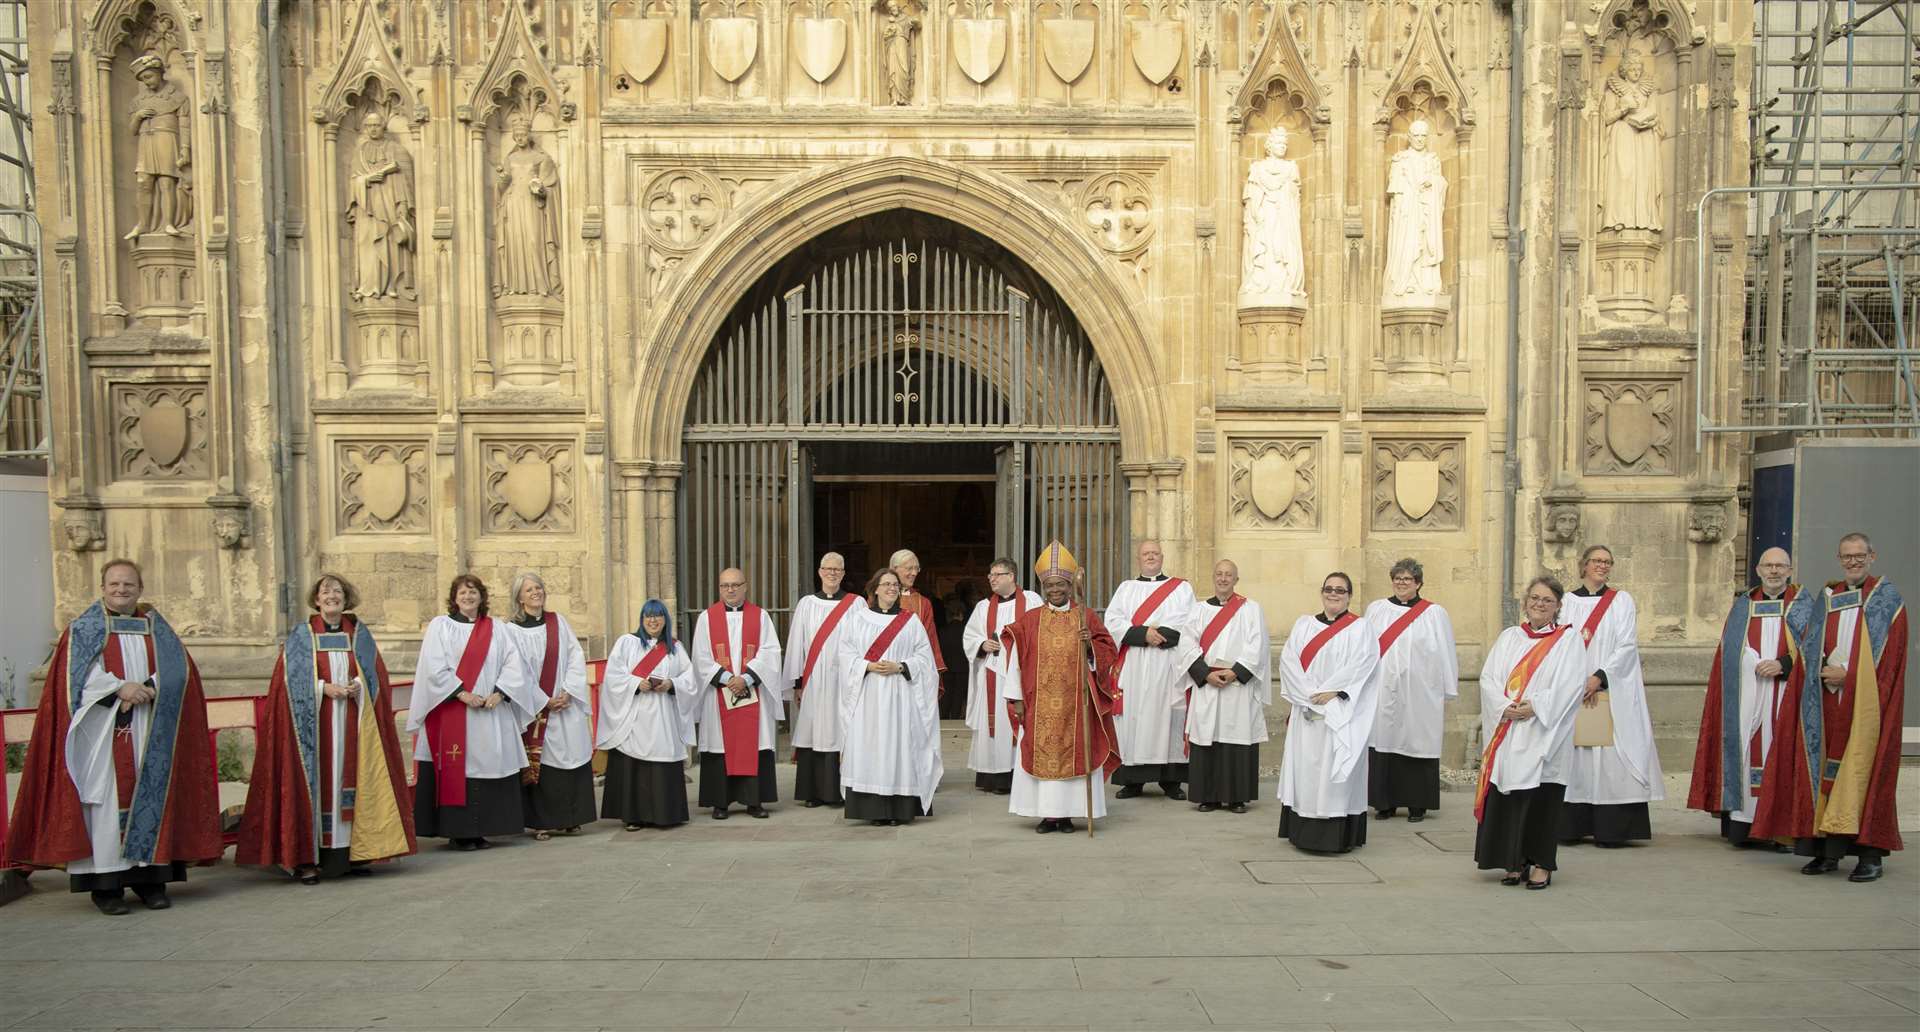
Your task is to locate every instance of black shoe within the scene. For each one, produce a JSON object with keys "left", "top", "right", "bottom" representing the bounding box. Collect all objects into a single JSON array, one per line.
[
  {"left": 474, "top": 837, "right": 493, "bottom": 849},
  {"left": 711, "top": 807, "right": 730, "bottom": 820},
  {"left": 1057, "top": 819, "right": 1078, "bottom": 833},
  {"left": 1800, "top": 857, "right": 1838, "bottom": 875},
  {"left": 131, "top": 885, "right": 171, "bottom": 910},
  {"left": 296, "top": 867, "right": 321, "bottom": 885},
  {"left": 1197, "top": 802, "right": 1218, "bottom": 813},
  {"left": 1116, "top": 784, "right": 1143, "bottom": 799},
  {"left": 1407, "top": 809, "right": 1427, "bottom": 823},
  {"left": 871, "top": 819, "right": 889, "bottom": 826},
  {"left": 1376, "top": 808, "right": 1397, "bottom": 819},
  {"left": 804, "top": 800, "right": 822, "bottom": 808},
  {"left": 887, "top": 819, "right": 903, "bottom": 827},
  {"left": 1228, "top": 802, "right": 1248, "bottom": 814},
  {"left": 746, "top": 806, "right": 770, "bottom": 819},
  {"left": 1035, "top": 819, "right": 1058, "bottom": 834},
  {"left": 1500, "top": 870, "right": 1523, "bottom": 886},
  {"left": 1525, "top": 869, "right": 1552, "bottom": 891},
  {"left": 453, "top": 838, "right": 479, "bottom": 851},
  {"left": 1849, "top": 859, "right": 1885, "bottom": 883},
  {"left": 1559, "top": 837, "right": 1584, "bottom": 846},
  {"left": 91, "top": 891, "right": 130, "bottom": 916},
  {"left": 347, "top": 863, "right": 373, "bottom": 876},
  {"left": 1163, "top": 785, "right": 1187, "bottom": 801}
]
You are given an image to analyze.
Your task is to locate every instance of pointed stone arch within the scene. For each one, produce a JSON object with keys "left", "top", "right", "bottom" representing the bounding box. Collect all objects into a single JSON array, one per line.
[
  {"left": 313, "top": 0, "right": 427, "bottom": 128},
  {"left": 464, "top": 0, "right": 575, "bottom": 124},
  {"left": 86, "top": 0, "right": 196, "bottom": 59},
  {"left": 1374, "top": 3, "right": 1474, "bottom": 138},
  {"left": 1229, "top": 8, "right": 1327, "bottom": 133},
  {"left": 1585, "top": 0, "right": 1705, "bottom": 51}
]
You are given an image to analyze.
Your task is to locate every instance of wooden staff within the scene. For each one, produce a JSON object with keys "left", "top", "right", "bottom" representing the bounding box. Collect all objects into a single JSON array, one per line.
[{"left": 1079, "top": 603, "right": 1095, "bottom": 839}]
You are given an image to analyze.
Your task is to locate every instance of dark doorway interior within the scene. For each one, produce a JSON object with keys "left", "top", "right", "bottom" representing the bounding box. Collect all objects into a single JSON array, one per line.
[{"left": 811, "top": 441, "right": 996, "bottom": 717}]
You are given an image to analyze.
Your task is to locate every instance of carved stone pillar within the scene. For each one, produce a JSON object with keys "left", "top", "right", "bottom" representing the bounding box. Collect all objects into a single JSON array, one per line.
[
  {"left": 1236, "top": 303, "right": 1308, "bottom": 384},
  {"left": 1379, "top": 306, "right": 1450, "bottom": 387},
  {"left": 496, "top": 295, "right": 565, "bottom": 387},
  {"left": 1120, "top": 460, "right": 1155, "bottom": 541},
  {"left": 349, "top": 299, "right": 423, "bottom": 390},
  {"left": 130, "top": 233, "right": 195, "bottom": 324},
  {"left": 1595, "top": 228, "right": 1662, "bottom": 323}
]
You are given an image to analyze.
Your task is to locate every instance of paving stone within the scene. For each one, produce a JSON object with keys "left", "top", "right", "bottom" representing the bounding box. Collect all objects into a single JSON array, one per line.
[
  {"left": 645, "top": 958, "right": 865, "bottom": 991},
  {"left": 252, "top": 989, "right": 521, "bottom": 1027},
  {"left": 1636, "top": 981, "right": 1916, "bottom": 1018},
  {"left": 1416, "top": 983, "right": 1680, "bottom": 1021},
  {"left": 730, "top": 989, "right": 971, "bottom": 1026},
  {"left": 971, "top": 988, "right": 1211, "bottom": 1028},
  {"left": 1195, "top": 985, "right": 1448, "bottom": 1024},
  {"left": 1071, "top": 956, "right": 1292, "bottom": 989},
  {"left": 863, "top": 958, "right": 1078, "bottom": 990},
  {"left": 1282, "top": 953, "right": 1513, "bottom": 987},
  {"left": 431, "top": 960, "right": 662, "bottom": 992},
  {"left": 489, "top": 990, "right": 746, "bottom": 1028},
  {"left": 21, "top": 989, "right": 303, "bottom": 1028},
  {"left": 1683, "top": 951, "right": 1918, "bottom": 983},
  {"left": 1484, "top": 951, "right": 1728, "bottom": 984}
]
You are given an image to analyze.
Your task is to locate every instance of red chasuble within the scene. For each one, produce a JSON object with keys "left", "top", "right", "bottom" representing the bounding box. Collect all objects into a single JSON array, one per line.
[
  {"left": 5, "top": 608, "right": 222, "bottom": 873},
  {"left": 424, "top": 618, "right": 495, "bottom": 807},
  {"left": 236, "top": 616, "right": 416, "bottom": 870},
  {"left": 998, "top": 606, "right": 1122, "bottom": 780},
  {"left": 707, "top": 603, "right": 766, "bottom": 776}
]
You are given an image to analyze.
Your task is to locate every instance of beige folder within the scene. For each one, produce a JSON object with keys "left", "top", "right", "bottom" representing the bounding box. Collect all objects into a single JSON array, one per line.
[{"left": 1573, "top": 689, "right": 1615, "bottom": 747}]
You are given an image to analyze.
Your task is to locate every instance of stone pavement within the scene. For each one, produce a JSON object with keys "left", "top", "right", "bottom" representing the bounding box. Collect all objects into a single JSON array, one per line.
[{"left": 2, "top": 766, "right": 1916, "bottom": 1032}]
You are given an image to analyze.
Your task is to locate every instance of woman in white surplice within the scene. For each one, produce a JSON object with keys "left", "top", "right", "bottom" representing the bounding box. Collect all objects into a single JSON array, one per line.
[
  {"left": 500, "top": 571, "right": 596, "bottom": 840},
  {"left": 597, "top": 599, "right": 696, "bottom": 831},
  {"left": 1276, "top": 571, "right": 1380, "bottom": 854},
  {"left": 835, "top": 569, "right": 942, "bottom": 826},
  {"left": 1557, "top": 544, "right": 1664, "bottom": 847}
]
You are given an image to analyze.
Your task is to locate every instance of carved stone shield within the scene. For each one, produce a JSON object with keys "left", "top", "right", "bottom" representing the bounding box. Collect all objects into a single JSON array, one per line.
[
  {"left": 1605, "top": 395, "right": 1654, "bottom": 465},
  {"left": 137, "top": 398, "right": 189, "bottom": 467},
  {"left": 362, "top": 454, "right": 409, "bottom": 524},
  {"left": 1393, "top": 459, "right": 1441, "bottom": 521},
  {"left": 706, "top": 17, "right": 759, "bottom": 83},
  {"left": 951, "top": 18, "right": 1007, "bottom": 85},
  {"left": 1040, "top": 19, "right": 1095, "bottom": 85},
  {"left": 1127, "top": 18, "right": 1183, "bottom": 85},
  {"left": 794, "top": 17, "right": 847, "bottom": 84},
  {"left": 502, "top": 457, "right": 554, "bottom": 523},
  {"left": 610, "top": 16, "right": 669, "bottom": 85},
  {"left": 1249, "top": 449, "right": 1297, "bottom": 520}
]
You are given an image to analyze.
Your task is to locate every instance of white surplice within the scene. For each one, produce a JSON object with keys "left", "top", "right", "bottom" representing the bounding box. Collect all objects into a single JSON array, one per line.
[
  {"left": 1478, "top": 625, "right": 1588, "bottom": 793},
  {"left": 962, "top": 589, "right": 1042, "bottom": 774},
  {"left": 501, "top": 613, "right": 594, "bottom": 770},
  {"left": 597, "top": 634, "right": 698, "bottom": 763},
  {"left": 996, "top": 606, "right": 1108, "bottom": 819},
  {"left": 1558, "top": 588, "right": 1665, "bottom": 805},
  {"left": 1274, "top": 614, "right": 1379, "bottom": 818},
  {"left": 1729, "top": 592, "right": 1795, "bottom": 824},
  {"left": 1172, "top": 595, "right": 1272, "bottom": 747},
  {"left": 312, "top": 643, "right": 367, "bottom": 849},
  {"left": 836, "top": 609, "right": 943, "bottom": 810},
  {"left": 1363, "top": 597, "right": 1459, "bottom": 759},
  {"left": 689, "top": 605, "right": 787, "bottom": 755},
  {"left": 1104, "top": 576, "right": 1198, "bottom": 766},
  {"left": 407, "top": 616, "right": 543, "bottom": 778},
  {"left": 65, "top": 628, "right": 158, "bottom": 875},
  {"left": 782, "top": 593, "right": 868, "bottom": 753}
]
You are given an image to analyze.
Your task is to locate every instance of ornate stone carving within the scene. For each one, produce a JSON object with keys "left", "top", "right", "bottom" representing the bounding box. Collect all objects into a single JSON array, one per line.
[
  {"left": 1584, "top": 379, "right": 1676, "bottom": 475},
  {"left": 611, "top": 12, "right": 671, "bottom": 91},
  {"left": 1382, "top": 120, "right": 1447, "bottom": 309},
  {"left": 1240, "top": 128, "right": 1305, "bottom": 307},
  {"left": 124, "top": 53, "right": 193, "bottom": 240},
  {"left": 338, "top": 440, "right": 429, "bottom": 533},
  {"left": 492, "top": 109, "right": 563, "bottom": 299},
  {"left": 1544, "top": 502, "right": 1581, "bottom": 544},
  {"left": 113, "top": 383, "right": 209, "bottom": 480},
  {"left": 483, "top": 440, "right": 576, "bottom": 532},
  {"left": 705, "top": 5, "right": 760, "bottom": 85},
  {"left": 346, "top": 111, "right": 418, "bottom": 301},
  {"left": 644, "top": 170, "right": 723, "bottom": 249},
  {"left": 1237, "top": 305, "right": 1307, "bottom": 384},
  {"left": 879, "top": 0, "right": 921, "bottom": 104},
  {"left": 211, "top": 505, "right": 249, "bottom": 549},
  {"left": 1371, "top": 439, "right": 1463, "bottom": 531},
  {"left": 950, "top": 2, "right": 1007, "bottom": 86},
  {"left": 62, "top": 508, "right": 106, "bottom": 552},
  {"left": 1126, "top": 15, "right": 1182, "bottom": 86},
  {"left": 1081, "top": 172, "right": 1153, "bottom": 288},
  {"left": 1038, "top": 16, "right": 1095, "bottom": 86},
  {"left": 1598, "top": 49, "right": 1661, "bottom": 233},
  {"left": 466, "top": 0, "right": 573, "bottom": 124},
  {"left": 1228, "top": 437, "right": 1317, "bottom": 530},
  {"left": 1688, "top": 501, "right": 1726, "bottom": 544},
  {"left": 312, "top": 0, "right": 425, "bottom": 127},
  {"left": 794, "top": 11, "right": 849, "bottom": 84}
]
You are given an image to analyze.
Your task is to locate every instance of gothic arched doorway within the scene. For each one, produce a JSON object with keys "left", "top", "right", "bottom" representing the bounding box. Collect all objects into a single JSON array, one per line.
[{"left": 676, "top": 212, "right": 1129, "bottom": 679}]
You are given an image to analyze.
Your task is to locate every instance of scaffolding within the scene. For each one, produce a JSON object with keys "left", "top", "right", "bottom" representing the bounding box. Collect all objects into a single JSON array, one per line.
[
  {"left": 0, "top": 0, "right": 41, "bottom": 462},
  {"left": 1705, "top": 0, "right": 1920, "bottom": 438}
]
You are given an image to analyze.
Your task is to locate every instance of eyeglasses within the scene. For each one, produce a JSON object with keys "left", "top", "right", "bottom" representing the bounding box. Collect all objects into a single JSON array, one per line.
[
  {"left": 1525, "top": 595, "right": 1558, "bottom": 605},
  {"left": 1322, "top": 586, "right": 1350, "bottom": 596},
  {"left": 1586, "top": 557, "right": 1614, "bottom": 567},
  {"left": 1838, "top": 553, "right": 1871, "bottom": 564}
]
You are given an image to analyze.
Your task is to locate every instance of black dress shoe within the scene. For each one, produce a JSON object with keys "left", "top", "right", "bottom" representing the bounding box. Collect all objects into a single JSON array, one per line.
[
  {"left": 1035, "top": 819, "right": 1057, "bottom": 834},
  {"left": 1594, "top": 841, "right": 1626, "bottom": 849},
  {"left": 1228, "top": 802, "right": 1248, "bottom": 814},
  {"left": 347, "top": 863, "right": 374, "bottom": 876},
  {"left": 92, "top": 891, "right": 131, "bottom": 916},
  {"left": 1116, "top": 784, "right": 1143, "bottom": 799},
  {"left": 131, "top": 885, "right": 171, "bottom": 910},
  {"left": 871, "top": 819, "right": 889, "bottom": 826},
  {"left": 1197, "top": 802, "right": 1218, "bottom": 813},
  {"left": 1407, "top": 809, "right": 1427, "bottom": 823},
  {"left": 1800, "top": 857, "right": 1838, "bottom": 875},
  {"left": 804, "top": 800, "right": 822, "bottom": 808},
  {"left": 711, "top": 807, "right": 730, "bottom": 820},
  {"left": 474, "top": 837, "right": 493, "bottom": 849},
  {"left": 454, "top": 838, "right": 479, "bottom": 851},
  {"left": 296, "top": 868, "right": 321, "bottom": 885},
  {"left": 1525, "top": 870, "right": 1552, "bottom": 891},
  {"left": 1376, "top": 808, "right": 1397, "bottom": 819},
  {"left": 1163, "top": 786, "right": 1187, "bottom": 801},
  {"left": 1849, "top": 859, "right": 1885, "bottom": 883},
  {"left": 746, "top": 806, "right": 770, "bottom": 819},
  {"left": 1057, "top": 819, "right": 1078, "bottom": 833}
]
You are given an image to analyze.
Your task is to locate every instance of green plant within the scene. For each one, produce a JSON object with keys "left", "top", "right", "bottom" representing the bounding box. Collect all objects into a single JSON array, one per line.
[
  {"left": 216, "top": 731, "right": 249, "bottom": 783},
  {"left": 5, "top": 741, "right": 22, "bottom": 773}
]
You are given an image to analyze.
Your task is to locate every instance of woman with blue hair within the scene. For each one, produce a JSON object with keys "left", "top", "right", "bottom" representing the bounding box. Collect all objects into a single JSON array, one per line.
[{"left": 597, "top": 600, "right": 695, "bottom": 830}]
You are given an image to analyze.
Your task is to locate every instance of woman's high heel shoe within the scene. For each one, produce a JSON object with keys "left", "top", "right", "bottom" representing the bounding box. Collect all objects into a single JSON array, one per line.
[{"left": 1525, "top": 868, "right": 1552, "bottom": 890}]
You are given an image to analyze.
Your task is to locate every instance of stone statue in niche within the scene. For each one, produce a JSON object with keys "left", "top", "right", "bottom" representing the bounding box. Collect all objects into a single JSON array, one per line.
[
  {"left": 1239, "top": 128, "right": 1306, "bottom": 307},
  {"left": 124, "top": 53, "right": 193, "bottom": 239},
  {"left": 346, "top": 112, "right": 418, "bottom": 301},
  {"left": 491, "top": 113, "right": 563, "bottom": 298},
  {"left": 1598, "top": 49, "right": 1661, "bottom": 232},
  {"left": 880, "top": 0, "right": 920, "bottom": 105},
  {"left": 1381, "top": 120, "right": 1447, "bottom": 308}
]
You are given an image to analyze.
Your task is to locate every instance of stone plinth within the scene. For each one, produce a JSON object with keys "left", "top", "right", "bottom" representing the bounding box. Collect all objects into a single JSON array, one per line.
[
  {"left": 1379, "top": 304, "right": 1450, "bottom": 387},
  {"left": 495, "top": 295, "right": 565, "bottom": 388},
  {"left": 1595, "top": 228, "right": 1662, "bottom": 324},
  {"left": 130, "top": 233, "right": 195, "bottom": 323},
  {"left": 348, "top": 299, "right": 422, "bottom": 390},
  {"left": 1237, "top": 303, "right": 1308, "bottom": 384}
]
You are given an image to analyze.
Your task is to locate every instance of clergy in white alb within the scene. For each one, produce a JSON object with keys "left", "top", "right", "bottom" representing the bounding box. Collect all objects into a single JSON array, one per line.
[
  {"left": 1557, "top": 545, "right": 1664, "bottom": 847},
  {"left": 502, "top": 572, "right": 597, "bottom": 838},
  {"left": 1105, "top": 539, "right": 1197, "bottom": 799},
  {"left": 690, "top": 567, "right": 787, "bottom": 819},
  {"left": 782, "top": 552, "right": 866, "bottom": 807},
  {"left": 1473, "top": 576, "right": 1588, "bottom": 887},
  {"left": 1172, "top": 559, "right": 1270, "bottom": 813},
  {"left": 1364, "top": 558, "right": 1458, "bottom": 823},
  {"left": 598, "top": 599, "right": 696, "bottom": 831},
  {"left": 836, "top": 569, "right": 942, "bottom": 825},
  {"left": 962, "top": 557, "right": 1042, "bottom": 794},
  {"left": 1276, "top": 572, "right": 1380, "bottom": 854},
  {"left": 409, "top": 574, "right": 544, "bottom": 850}
]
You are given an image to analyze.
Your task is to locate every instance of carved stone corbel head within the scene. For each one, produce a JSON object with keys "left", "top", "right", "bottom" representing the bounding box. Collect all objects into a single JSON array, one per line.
[
  {"left": 1687, "top": 501, "right": 1726, "bottom": 544},
  {"left": 1544, "top": 502, "right": 1581, "bottom": 544},
  {"left": 62, "top": 508, "right": 105, "bottom": 552}
]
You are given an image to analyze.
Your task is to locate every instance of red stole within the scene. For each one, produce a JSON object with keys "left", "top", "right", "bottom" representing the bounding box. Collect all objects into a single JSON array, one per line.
[
  {"left": 1187, "top": 594, "right": 1249, "bottom": 756},
  {"left": 1299, "top": 612, "right": 1357, "bottom": 670},
  {"left": 1377, "top": 599, "right": 1433, "bottom": 656},
  {"left": 425, "top": 617, "right": 494, "bottom": 807},
  {"left": 1578, "top": 587, "right": 1618, "bottom": 646},
  {"left": 1112, "top": 577, "right": 1185, "bottom": 713},
  {"left": 1474, "top": 624, "right": 1570, "bottom": 820},
  {"left": 101, "top": 623, "right": 157, "bottom": 833},
  {"left": 521, "top": 613, "right": 563, "bottom": 782},
  {"left": 985, "top": 592, "right": 1027, "bottom": 735},
  {"left": 313, "top": 617, "right": 363, "bottom": 834},
  {"left": 864, "top": 611, "right": 916, "bottom": 662},
  {"left": 707, "top": 603, "right": 766, "bottom": 776},
  {"left": 798, "top": 595, "right": 860, "bottom": 698},
  {"left": 631, "top": 641, "right": 670, "bottom": 680}
]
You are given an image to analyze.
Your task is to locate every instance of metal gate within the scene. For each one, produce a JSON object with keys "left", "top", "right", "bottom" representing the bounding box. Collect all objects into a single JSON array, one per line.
[{"left": 676, "top": 236, "right": 1127, "bottom": 630}]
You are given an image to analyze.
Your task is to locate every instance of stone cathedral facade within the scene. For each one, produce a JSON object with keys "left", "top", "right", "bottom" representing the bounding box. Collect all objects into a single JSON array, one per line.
[{"left": 29, "top": 0, "right": 1752, "bottom": 760}]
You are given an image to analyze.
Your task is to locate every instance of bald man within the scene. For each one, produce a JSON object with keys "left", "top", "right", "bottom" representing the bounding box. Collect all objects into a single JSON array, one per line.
[
  {"left": 1687, "top": 547, "right": 1799, "bottom": 847},
  {"left": 783, "top": 552, "right": 867, "bottom": 807},
  {"left": 690, "top": 568, "right": 787, "bottom": 819}
]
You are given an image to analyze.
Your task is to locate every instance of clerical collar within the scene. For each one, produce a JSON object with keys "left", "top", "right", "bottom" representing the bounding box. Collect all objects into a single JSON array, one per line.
[
  {"left": 874, "top": 602, "right": 901, "bottom": 615},
  {"left": 106, "top": 604, "right": 140, "bottom": 617},
  {"left": 1316, "top": 612, "right": 1346, "bottom": 625},
  {"left": 451, "top": 612, "right": 476, "bottom": 624},
  {"left": 1388, "top": 594, "right": 1422, "bottom": 607},
  {"left": 1046, "top": 602, "right": 1072, "bottom": 612},
  {"left": 1138, "top": 574, "right": 1168, "bottom": 582},
  {"left": 512, "top": 613, "right": 548, "bottom": 628},
  {"left": 1572, "top": 584, "right": 1610, "bottom": 597},
  {"left": 814, "top": 590, "right": 845, "bottom": 601},
  {"left": 322, "top": 619, "right": 344, "bottom": 633},
  {"left": 1523, "top": 621, "right": 1559, "bottom": 637},
  {"left": 1761, "top": 587, "right": 1786, "bottom": 600},
  {"left": 994, "top": 591, "right": 1016, "bottom": 602},
  {"left": 723, "top": 603, "right": 746, "bottom": 612}
]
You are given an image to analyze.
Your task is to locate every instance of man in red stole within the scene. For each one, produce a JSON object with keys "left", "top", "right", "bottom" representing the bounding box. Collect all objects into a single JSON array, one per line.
[
  {"left": 1755, "top": 533, "right": 1907, "bottom": 883},
  {"left": 690, "top": 567, "right": 787, "bottom": 820},
  {"left": 6, "top": 559, "right": 221, "bottom": 915},
  {"left": 1687, "top": 547, "right": 1798, "bottom": 848},
  {"left": 997, "top": 541, "right": 1121, "bottom": 834}
]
